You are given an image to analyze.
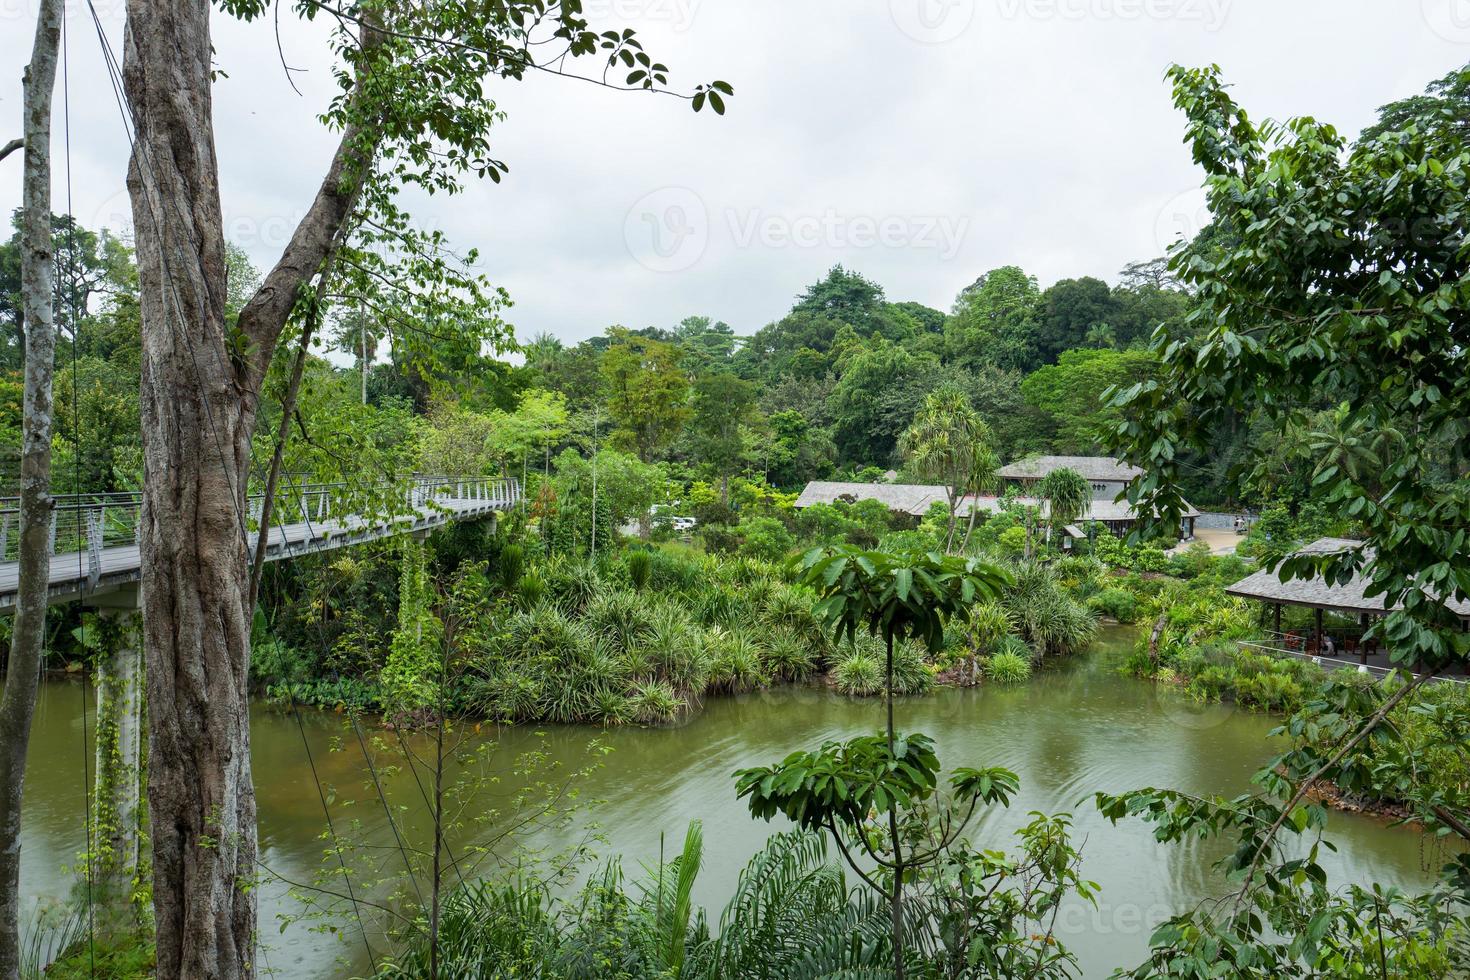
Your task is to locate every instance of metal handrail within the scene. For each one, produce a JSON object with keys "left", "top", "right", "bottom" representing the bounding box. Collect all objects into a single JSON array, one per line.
[
  {"left": 0, "top": 476, "right": 520, "bottom": 570},
  {"left": 1236, "top": 640, "right": 1467, "bottom": 686}
]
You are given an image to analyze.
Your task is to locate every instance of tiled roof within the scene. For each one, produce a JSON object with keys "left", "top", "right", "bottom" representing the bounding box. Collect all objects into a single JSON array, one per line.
[
  {"left": 1225, "top": 537, "right": 1470, "bottom": 618},
  {"left": 795, "top": 483, "right": 1198, "bottom": 521},
  {"left": 996, "top": 456, "right": 1145, "bottom": 482}
]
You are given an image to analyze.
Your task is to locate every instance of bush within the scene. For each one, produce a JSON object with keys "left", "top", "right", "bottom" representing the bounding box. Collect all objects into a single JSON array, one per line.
[
  {"left": 628, "top": 680, "right": 683, "bottom": 724},
  {"left": 891, "top": 641, "right": 935, "bottom": 695},
  {"left": 738, "top": 517, "right": 796, "bottom": 563},
  {"left": 626, "top": 550, "right": 652, "bottom": 591},
  {"left": 1087, "top": 587, "right": 1139, "bottom": 624},
  {"left": 708, "top": 628, "right": 770, "bottom": 693},
  {"left": 762, "top": 629, "right": 817, "bottom": 681},
  {"left": 833, "top": 646, "right": 884, "bottom": 696},
  {"left": 250, "top": 637, "right": 317, "bottom": 688},
  {"left": 984, "top": 650, "right": 1032, "bottom": 684}
]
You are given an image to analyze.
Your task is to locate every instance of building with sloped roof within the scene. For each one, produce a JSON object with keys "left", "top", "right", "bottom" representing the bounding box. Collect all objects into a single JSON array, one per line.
[
  {"left": 996, "top": 455, "right": 1145, "bottom": 500},
  {"left": 793, "top": 480, "right": 1200, "bottom": 540}
]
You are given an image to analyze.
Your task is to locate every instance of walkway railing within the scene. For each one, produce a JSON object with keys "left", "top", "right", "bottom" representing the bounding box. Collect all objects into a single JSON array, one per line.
[
  {"left": 1236, "top": 640, "right": 1467, "bottom": 686},
  {"left": 0, "top": 476, "right": 520, "bottom": 574}
]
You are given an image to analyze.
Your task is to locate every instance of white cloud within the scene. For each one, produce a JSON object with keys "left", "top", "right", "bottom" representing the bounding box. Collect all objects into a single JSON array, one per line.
[{"left": 1, "top": 0, "right": 1463, "bottom": 345}]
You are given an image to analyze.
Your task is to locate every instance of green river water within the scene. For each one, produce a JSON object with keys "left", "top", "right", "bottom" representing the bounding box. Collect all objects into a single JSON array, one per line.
[{"left": 18, "top": 628, "right": 1454, "bottom": 978}]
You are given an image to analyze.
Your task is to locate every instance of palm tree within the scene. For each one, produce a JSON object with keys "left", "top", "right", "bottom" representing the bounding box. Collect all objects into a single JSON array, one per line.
[
  {"left": 1034, "top": 467, "right": 1091, "bottom": 557},
  {"left": 899, "top": 389, "right": 997, "bottom": 553}
]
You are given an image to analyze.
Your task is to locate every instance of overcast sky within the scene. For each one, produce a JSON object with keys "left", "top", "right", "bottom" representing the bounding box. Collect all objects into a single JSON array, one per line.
[{"left": 3, "top": 0, "right": 1468, "bottom": 346}]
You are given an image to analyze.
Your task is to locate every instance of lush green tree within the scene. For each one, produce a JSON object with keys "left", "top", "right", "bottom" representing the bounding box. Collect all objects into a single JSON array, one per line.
[
  {"left": 495, "top": 388, "right": 571, "bottom": 479},
  {"left": 545, "top": 447, "right": 666, "bottom": 554},
  {"left": 689, "top": 370, "right": 758, "bottom": 503},
  {"left": 1035, "top": 276, "right": 1118, "bottom": 366},
  {"left": 1101, "top": 61, "right": 1470, "bottom": 974},
  {"left": 1022, "top": 347, "right": 1159, "bottom": 452},
  {"left": 1110, "top": 280, "right": 1193, "bottom": 347},
  {"left": 601, "top": 329, "right": 692, "bottom": 462},
  {"left": 531, "top": 339, "right": 604, "bottom": 415},
  {"left": 898, "top": 388, "right": 998, "bottom": 552},
  {"left": 761, "top": 408, "right": 835, "bottom": 489},
  {"left": 672, "top": 315, "right": 738, "bottom": 367},
  {"left": 828, "top": 339, "right": 939, "bottom": 464},
  {"left": 1362, "top": 61, "right": 1470, "bottom": 142},
  {"left": 791, "top": 265, "right": 890, "bottom": 332},
  {"left": 415, "top": 404, "right": 503, "bottom": 476},
  {"left": 890, "top": 300, "right": 945, "bottom": 336},
  {"left": 740, "top": 546, "right": 1014, "bottom": 979},
  {"left": 944, "top": 265, "right": 1041, "bottom": 372},
  {"left": 1035, "top": 467, "right": 1091, "bottom": 554}
]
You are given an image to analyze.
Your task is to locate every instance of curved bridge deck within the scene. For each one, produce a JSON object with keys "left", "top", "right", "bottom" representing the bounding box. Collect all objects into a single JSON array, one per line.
[{"left": 0, "top": 477, "right": 519, "bottom": 611}]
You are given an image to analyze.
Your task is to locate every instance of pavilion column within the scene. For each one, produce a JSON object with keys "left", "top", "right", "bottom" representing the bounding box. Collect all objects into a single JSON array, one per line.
[
  {"left": 1273, "top": 603, "right": 1282, "bottom": 635},
  {"left": 1359, "top": 613, "right": 1371, "bottom": 664},
  {"left": 88, "top": 586, "right": 146, "bottom": 928},
  {"left": 1314, "top": 608, "right": 1323, "bottom": 656}
]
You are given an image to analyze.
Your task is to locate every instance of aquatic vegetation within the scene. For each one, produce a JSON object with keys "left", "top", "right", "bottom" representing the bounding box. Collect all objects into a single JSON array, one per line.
[{"left": 984, "top": 649, "right": 1033, "bottom": 685}]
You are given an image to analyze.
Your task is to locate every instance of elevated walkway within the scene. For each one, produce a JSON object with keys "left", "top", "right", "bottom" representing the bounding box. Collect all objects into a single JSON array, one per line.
[{"left": 0, "top": 477, "right": 519, "bottom": 611}]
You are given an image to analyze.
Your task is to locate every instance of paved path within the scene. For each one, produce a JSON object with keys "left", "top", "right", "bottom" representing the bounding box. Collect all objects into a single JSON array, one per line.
[{"left": 1173, "top": 528, "right": 1241, "bottom": 556}]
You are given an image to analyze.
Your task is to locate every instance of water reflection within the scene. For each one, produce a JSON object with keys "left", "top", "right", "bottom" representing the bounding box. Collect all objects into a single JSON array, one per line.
[{"left": 20, "top": 627, "right": 1452, "bottom": 977}]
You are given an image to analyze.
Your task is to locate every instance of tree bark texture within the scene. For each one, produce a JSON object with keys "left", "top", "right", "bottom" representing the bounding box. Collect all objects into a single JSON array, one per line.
[
  {"left": 0, "top": 1, "right": 62, "bottom": 975},
  {"left": 93, "top": 609, "right": 145, "bottom": 922},
  {"left": 121, "top": 1, "right": 379, "bottom": 974}
]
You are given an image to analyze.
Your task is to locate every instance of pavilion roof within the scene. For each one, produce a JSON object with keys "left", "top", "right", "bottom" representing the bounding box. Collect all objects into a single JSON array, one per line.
[
  {"left": 794, "top": 482, "right": 1199, "bottom": 522},
  {"left": 1224, "top": 537, "right": 1470, "bottom": 619},
  {"left": 996, "top": 455, "right": 1145, "bottom": 482}
]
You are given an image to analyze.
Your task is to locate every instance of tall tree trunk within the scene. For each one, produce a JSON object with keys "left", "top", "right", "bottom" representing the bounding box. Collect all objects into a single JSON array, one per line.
[
  {"left": 93, "top": 608, "right": 145, "bottom": 925},
  {"left": 0, "top": 1, "right": 62, "bottom": 974},
  {"left": 122, "top": 0, "right": 378, "bottom": 970},
  {"left": 124, "top": 4, "right": 259, "bottom": 975}
]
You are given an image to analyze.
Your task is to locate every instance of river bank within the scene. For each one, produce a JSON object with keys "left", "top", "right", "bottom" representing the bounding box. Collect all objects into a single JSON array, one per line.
[{"left": 17, "top": 625, "right": 1458, "bottom": 978}]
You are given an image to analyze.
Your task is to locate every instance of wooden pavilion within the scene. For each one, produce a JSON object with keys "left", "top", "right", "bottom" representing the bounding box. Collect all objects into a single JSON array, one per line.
[{"left": 1225, "top": 537, "right": 1470, "bottom": 666}]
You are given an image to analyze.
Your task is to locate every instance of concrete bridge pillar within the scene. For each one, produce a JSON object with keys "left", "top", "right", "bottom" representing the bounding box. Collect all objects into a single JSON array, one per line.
[{"left": 86, "top": 585, "right": 145, "bottom": 918}]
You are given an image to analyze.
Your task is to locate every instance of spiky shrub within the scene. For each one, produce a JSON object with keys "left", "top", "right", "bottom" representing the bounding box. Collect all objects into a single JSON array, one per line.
[
  {"left": 686, "top": 831, "right": 892, "bottom": 979},
  {"left": 516, "top": 570, "right": 548, "bottom": 610},
  {"left": 544, "top": 639, "right": 629, "bottom": 724},
  {"left": 494, "top": 542, "right": 526, "bottom": 594},
  {"left": 891, "top": 640, "right": 935, "bottom": 696},
  {"left": 1005, "top": 561, "right": 1098, "bottom": 659},
  {"left": 646, "top": 545, "right": 705, "bottom": 594},
  {"left": 707, "top": 628, "right": 770, "bottom": 694},
  {"left": 761, "top": 629, "right": 817, "bottom": 682},
  {"left": 592, "top": 687, "right": 633, "bottom": 726},
  {"left": 984, "top": 649, "right": 1032, "bottom": 685},
  {"left": 629, "top": 680, "right": 684, "bottom": 724},
  {"left": 695, "top": 583, "right": 748, "bottom": 629},
  {"left": 542, "top": 557, "right": 602, "bottom": 615},
  {"left": 759, "top": 584, "right": 828, "bottom": 651},
  {"left": 585, "top": 590, "right": 652, "bottom": 657},
  {"left": 833, "top": 645, "right": 884, "bottom": 696},
  {"left": 638, "top": 603, "right": 711, "bottom": 694},
  {"left": 626, "top": 550, "right": 653, "bottom": 592}
]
